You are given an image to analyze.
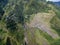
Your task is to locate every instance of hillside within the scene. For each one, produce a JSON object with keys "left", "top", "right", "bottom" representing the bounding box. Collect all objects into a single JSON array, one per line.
[
  {"left": 0, "top": 0, "right": 60, "bottom": 45},
  {"left": 53, "top": 2, "right": 60, "bottom": 7}
]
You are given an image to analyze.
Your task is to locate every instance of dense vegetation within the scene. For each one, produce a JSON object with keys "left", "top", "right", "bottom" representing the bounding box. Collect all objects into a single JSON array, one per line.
[
  {"left": 0, "top": 0, "right": 60, "bottom": 45},
  {"left": 49, "top": 1, "right": 60, "bottom": 45},
  {"left": 50, "top": 16, "right": 60, "bottom": 35}
]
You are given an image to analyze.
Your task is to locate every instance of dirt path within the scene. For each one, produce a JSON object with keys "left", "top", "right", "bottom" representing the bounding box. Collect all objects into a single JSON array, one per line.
[{"left": 28, "top": 13, "right": 59, "bottom": 39}]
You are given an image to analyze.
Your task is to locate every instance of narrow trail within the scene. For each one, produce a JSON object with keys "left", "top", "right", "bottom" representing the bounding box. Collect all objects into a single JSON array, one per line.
[{"left": 28, "top": 13, "right": 59, "bottom": 39}]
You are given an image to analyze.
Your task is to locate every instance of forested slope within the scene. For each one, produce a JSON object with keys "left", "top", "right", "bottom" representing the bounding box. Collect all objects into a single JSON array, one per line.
[{"left": 0, "top": 0, "right": 60, "bottom": 45}]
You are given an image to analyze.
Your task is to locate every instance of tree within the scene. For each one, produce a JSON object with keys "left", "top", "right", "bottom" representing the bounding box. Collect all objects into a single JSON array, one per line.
[
  {"left": 6, "top": 16, "right": 17, "bottom": 32},
  {"left": 0, "top": 7, "right": 4, "bottom": 20},
  {"left": 0, "top": 0, "right": 8, "bottom": 7},
  {"left": 6, "top": 37, "right": 11, "bottom": 45}
]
